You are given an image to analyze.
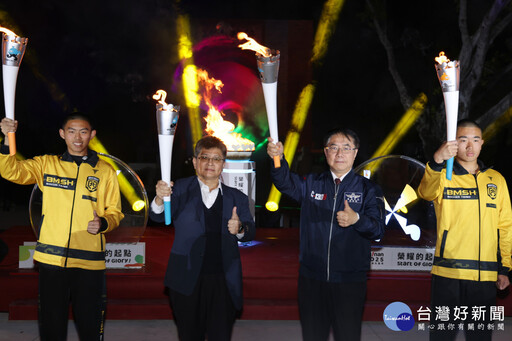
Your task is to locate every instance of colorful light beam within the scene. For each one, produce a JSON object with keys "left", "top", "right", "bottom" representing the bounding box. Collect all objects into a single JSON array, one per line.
[
  {"left": 266, "top": 0, "right": 346, "bottom": 211},
  {"left": 176, "top": 14, "right": 202, "bottom": 146}
]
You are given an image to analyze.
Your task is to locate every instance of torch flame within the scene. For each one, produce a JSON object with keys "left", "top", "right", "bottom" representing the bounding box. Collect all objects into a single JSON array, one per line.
[
  {"left": 197, "top": 69, "right": 255, "bottom": 152},
  {"left": 197, "top": 69, "right": 223, "bottom": 101},
  {"left": 0, "top": 26, "right": 17, "bottom": 37},
  {"left": 435, "top": 51, "right": 450, "bottom": 64},
  {"left": 153, "top": 90, "right": 168, "bottom": 106},
  {"left": 237, "top": 32, "right": 271, "bottom": 58}
]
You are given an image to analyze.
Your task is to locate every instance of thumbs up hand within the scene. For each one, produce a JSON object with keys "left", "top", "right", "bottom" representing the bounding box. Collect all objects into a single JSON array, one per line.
[
  {"left": 228, "top": 206, "right": 242, "bottom": 235},
  {"left": 336, "top": 200, "right": 359, "bottom": 227},
  {"left": 87, "top": 210, "right": 102, "bottom": 235}
]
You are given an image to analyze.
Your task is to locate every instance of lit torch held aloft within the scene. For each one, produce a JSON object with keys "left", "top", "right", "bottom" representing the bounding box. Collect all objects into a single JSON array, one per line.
[
  {"left": 1, "top": 26, "right": 28, "bottom": 156},
  {"left": 238, "top": 32, "right": 281, "bottom": 167},
  {"left": 153, "top": 90, "right": 180, "bottom": 225},
  {"left": 435, "top": 52, "right": 460, "bottom": 180}
]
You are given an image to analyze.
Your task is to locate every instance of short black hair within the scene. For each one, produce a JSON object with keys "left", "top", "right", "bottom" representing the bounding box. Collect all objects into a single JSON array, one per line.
[
  {"left": 457, "top": 119, "right": 481, "bottom": 131},
  {"left": 194, "top": 135, "right": 227, "bottom": 158},
  {"left": 323, "top": 127, "right": 360, "bottom": 149},
  {"left": 61, "top": 112, "right": 95, "bottom": 130}
]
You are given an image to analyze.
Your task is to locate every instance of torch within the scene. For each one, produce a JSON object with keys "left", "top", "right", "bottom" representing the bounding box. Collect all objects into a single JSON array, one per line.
[
  {"left": 1, "top": 27, "right": 28, "bottom": 156},
  {"left": 153, "top": 90, "right": 180, "bottom": 225},
  {"left": 435, "top": 52, "right": 460, "bottom": 180},
  {"left": 238, "top": 32, "right": 281, "bottom": 168}
]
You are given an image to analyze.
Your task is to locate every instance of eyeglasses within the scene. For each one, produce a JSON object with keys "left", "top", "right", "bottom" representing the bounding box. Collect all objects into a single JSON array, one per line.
[
  {"left": 324, "top": 145, "right": 357, "bottom": 154},
  {"left": 196, "top": 155, "right": 225, "bottom": 164}
]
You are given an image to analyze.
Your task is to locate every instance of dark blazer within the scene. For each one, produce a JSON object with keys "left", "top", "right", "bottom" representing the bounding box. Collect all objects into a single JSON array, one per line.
[{"left": 149, "top": 176, "right": 255, "bottom": 310}]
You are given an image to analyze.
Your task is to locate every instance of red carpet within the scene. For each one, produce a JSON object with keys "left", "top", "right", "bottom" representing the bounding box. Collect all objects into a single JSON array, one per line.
[{"left": 1, "top": 225, "right": 510, "bottom": 320}]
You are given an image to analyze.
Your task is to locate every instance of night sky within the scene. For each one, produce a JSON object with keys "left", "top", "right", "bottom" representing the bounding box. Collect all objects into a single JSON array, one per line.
[{"left": 1, "top": 0, "right": 511, "bottom": 210}]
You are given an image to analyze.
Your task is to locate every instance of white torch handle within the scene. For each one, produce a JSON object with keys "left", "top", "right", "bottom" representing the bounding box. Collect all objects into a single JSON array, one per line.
[
  {"left": 158, "top": 134, "right": 175, "bottom": 202},
  {"left": 261, "top": 82, "right": 279, "bottom": 143},
  {"left": 262, "top": 82, "right": 279, "bottom": 143},
  {"left": 443, "top": 91, "right": 459, "bottom": 181},
  {"left": 443, "top": 91, "right": 459, "bottom": 141},
  {"left": 2, "top": 65, "right": 20, "bottom": 120},
  {"left": 262, "top": 82, "right": 281, "bottom": 168}
]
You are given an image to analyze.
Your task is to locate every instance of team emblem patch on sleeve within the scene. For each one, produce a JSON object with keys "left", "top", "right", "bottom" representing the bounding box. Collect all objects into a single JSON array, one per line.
[
  {"left": 86, "top": 176, "right": 100, "bottom": 192},
  {"left": 487, "top": 183, "right": 497, "bottom": 200},
  {"left": 344, "top": 192, "right": 362, "bottom": 203}
]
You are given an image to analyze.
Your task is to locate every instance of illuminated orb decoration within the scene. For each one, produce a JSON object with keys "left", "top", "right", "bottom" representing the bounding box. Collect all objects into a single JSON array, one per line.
[
  {"left": 354, "top": 155, "right": 436, "bottom": 248},
  {"left": 173, "top": 34, "right": 268, "bottom": 149},
  {"left": 29, "top": 153, "right": 149, "bottom": 243}
]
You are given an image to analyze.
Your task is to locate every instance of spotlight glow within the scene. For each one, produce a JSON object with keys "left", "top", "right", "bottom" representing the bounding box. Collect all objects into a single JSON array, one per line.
[
  {"left": 282, "top": 84, "right": 315, "bottom": 163},
  {"left": 311, "top": 0, "right": 346, "bottom": 63},
  {"left": 482, "top": 106, "right": 512, "bottom": 141},
  {"left": 265, "top": 84, "right": 315, "bottom": 211},
  {"left": 265, "top": 0, "right": 346, "bottom": 211},
  {"left": 88, "top": 137, "right": 146, "bottom": 212},
  {"left": 371, "top": 93, "right": 427, "bottom": 159},
  {"left": 265, "top": 199, "right": 279, "bottom": 212},
  {"left": 176, "top": 14, "right": 202, "bottom": 145},
  {"left": 265, "top": 0, "right": 344, "bottom": 211}
]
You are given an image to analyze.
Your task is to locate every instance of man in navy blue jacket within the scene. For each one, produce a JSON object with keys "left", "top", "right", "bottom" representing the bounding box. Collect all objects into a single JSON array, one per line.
[
  {"left": 150, "top": 136, "right": 255, "bottom": 341},
  {"left": 268, "top": 128, "right": 385, "bottom": 341}
]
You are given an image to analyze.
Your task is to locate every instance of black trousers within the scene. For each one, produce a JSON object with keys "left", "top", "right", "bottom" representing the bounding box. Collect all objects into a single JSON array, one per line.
[
  {"left": 298, "top": 275, "right": 367, "bottom": 341},
  {"left": 430, "top": 275, "right": 497, "bottom": 341},
  {"left": 38, "top": 263, "right": 107, "bottom": 341},
  {"left": 169, "top": 273, "right": 237, "bottom": 341}
]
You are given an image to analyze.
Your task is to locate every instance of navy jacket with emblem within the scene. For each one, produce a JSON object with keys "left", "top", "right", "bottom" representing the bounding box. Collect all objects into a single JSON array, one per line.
[
  {"left": 271, "top": 158, "right": 385, "bottom": 283},
  {"left": 149, "top": 176, "right": 255, "bottom": 310}
]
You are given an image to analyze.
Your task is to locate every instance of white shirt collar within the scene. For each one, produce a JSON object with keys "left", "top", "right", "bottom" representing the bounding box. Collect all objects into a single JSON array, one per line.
[
  {"left": 331, "top": 170, "right": 350, "bottom": 184},
  {"left": 197, "top": 177, "right": 223, "bottom": 208}
]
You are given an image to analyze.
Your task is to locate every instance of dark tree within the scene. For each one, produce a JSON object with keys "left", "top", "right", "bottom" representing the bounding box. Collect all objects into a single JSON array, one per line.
[{"left": 366, "top": 0, "right": 512, "bottom": 159}]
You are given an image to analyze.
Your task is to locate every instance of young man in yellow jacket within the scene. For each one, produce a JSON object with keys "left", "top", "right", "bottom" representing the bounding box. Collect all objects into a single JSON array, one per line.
[
  {"left": 0, "top": 114, "right": 124, "bottom": 341},
  {"left": 418, "top": 119, "right": 512, "bottom": 341}
]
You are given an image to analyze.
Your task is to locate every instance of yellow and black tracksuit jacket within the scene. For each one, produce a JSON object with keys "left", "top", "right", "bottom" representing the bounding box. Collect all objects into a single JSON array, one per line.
[
  {"left": 0, "top": 148, "right": 124, "bottom": 270},
  {"left": 418, "top": 159, "right": 512, "bottom": 282}
]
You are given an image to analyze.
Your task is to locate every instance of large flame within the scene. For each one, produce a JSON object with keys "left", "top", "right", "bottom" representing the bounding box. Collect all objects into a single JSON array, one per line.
[
  {"left": 435, "top": 51, "right": 450, "bottom": 64},
  {"left": 197, "top": 69, "right": 255, "bottom": 152},
  {"left": 237, "top": 32, "right": 271, "bottom": 58},
  {"left": 0, "top": 26, "right": 17, "bottom": 37}
]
